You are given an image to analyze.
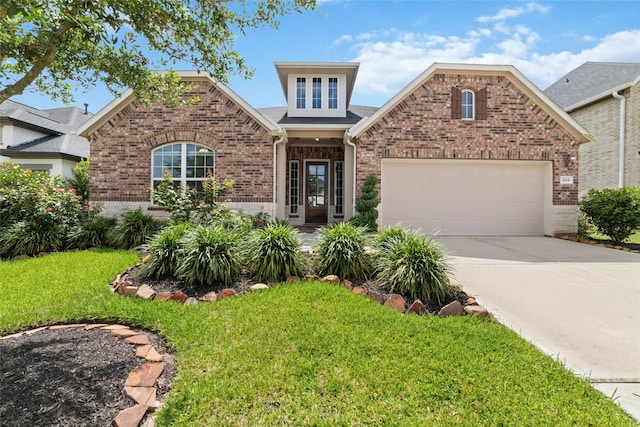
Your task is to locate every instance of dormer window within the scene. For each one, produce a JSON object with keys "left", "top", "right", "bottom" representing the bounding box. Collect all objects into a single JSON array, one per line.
[
  {"left": 296, "top": 78, "right": 306, "bottom": 109},
  {"left": 312, "top": 78, "right": 322, "bottom": 109},
  {"left": 328, "top": 78, "right": 338, "bottom": 109}
]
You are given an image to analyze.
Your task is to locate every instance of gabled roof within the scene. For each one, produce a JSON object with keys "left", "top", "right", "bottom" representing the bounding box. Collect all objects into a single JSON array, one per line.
[
  {"left": 348, "top": 62, "right": 593, "bottom": 144},
  {"left": 0, "top": 133, "right": 89, "bottom": 159},
  {"left": 0, "top": 99, "right": 91, "bottom": 159},
  {"left": 0, "top": 99, "right": 91, "bottom": 135},
  {"left": 274, "top": 62, "right": 360, "bottom": 107},
  {"left": 544, "top": 62, "right": 640, "bottom": 111},
  {"left": 77, "top": 71, "right": 281, "bottom": 137}
]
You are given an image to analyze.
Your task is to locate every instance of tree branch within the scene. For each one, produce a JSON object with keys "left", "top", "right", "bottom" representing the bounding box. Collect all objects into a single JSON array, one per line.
[{"left": 0, "top": 21, "right": 76, "bottom": 103}]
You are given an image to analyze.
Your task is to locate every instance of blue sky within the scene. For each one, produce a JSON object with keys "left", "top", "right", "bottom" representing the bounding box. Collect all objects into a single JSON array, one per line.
[{"left": 12, "top": 0, "right": 640, "bottom": 113}]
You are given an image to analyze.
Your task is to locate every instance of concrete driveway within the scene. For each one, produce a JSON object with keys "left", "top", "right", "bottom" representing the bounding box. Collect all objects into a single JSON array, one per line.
[{"left": 436, "top": 237, "right": 640, "bottom": 421}]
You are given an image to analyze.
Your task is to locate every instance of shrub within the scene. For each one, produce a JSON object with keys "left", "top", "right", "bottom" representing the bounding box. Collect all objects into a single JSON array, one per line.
[
  {"left": 142, "top": 222, "right": 192, "bottom": 279},
  {"left": 175, "top": 224, "right": 244, "bottom": 287},
  {"left": 375, "top": 225, "right": 409, "bottom": 250},
  {"left": 112, "top": 209, "right": 160, "bottom": 249},
  {"left": 1, "top": 220, "right": 65, "bottom": 257},
  {"left": 66, "top": 158, "right": 90, "bottom": 203},
  {"left": 247, "top": 221, "right": 306, "bottom": 282},
  {"left": 66, "top": 216, "right": 116, "bottom": 249},
  {"left": 351, "top": 174, "right": 379, "bottom": 232},
  {"left": 376, "top": 229, "right": 454, "bottom": 304},
  {"left": 579, "top": 187, "right": 640, "bottom": 242},
  {"left": 314, "top": 222, "right": 370, "bottom": 280}
]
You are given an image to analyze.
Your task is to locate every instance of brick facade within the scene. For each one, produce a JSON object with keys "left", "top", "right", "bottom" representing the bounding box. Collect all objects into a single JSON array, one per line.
[
  {"left": 572, "top": 84, "right": 640, "bottom": 196},
  {"left": 88, "top": 80, "right": 274, "bottom": 206},
  {"left": 355, "top": 73, "right": 580, "bottom": 206}
]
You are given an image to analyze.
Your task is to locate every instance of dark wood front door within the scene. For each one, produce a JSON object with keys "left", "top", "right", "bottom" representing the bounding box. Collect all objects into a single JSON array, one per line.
[{"left": 305, "top": 162, "right": 328, "bottom": 224}]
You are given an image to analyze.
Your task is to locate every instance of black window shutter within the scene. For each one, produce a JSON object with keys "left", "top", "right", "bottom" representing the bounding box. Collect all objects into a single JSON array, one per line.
[
  {"left": 451, "top": 87, "right": 461, "bottom": 119},
  {"left": 476, "top": 88, "right": 487, "bottom": 120}
]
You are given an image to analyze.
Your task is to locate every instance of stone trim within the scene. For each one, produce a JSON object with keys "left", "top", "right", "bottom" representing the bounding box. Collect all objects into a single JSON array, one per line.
[{"left": 1, "top": 324, "right": 169, "bottom": 427}]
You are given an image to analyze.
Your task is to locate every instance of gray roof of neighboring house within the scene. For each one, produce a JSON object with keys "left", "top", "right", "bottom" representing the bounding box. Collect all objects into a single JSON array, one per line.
[
  {"left": 544, "top": 62, "right": 640, "bottom": 109},
  {"left": 258, "top": 105, "right": 379, "bottom": 126},
  {"left": 0, "top": 100, "right": 91, "bottom": 159}
]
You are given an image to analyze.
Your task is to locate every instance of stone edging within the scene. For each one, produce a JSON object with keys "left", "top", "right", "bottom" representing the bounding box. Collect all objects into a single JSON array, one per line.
[
  {"left": 556, "top": 235, "right": 640, "bottom": 253},
  {"left": 1, "top": 324, "right": 167, "bottom": 427},
  {"left": 112, "top": 265, "right": 492, "bottom": 319}
]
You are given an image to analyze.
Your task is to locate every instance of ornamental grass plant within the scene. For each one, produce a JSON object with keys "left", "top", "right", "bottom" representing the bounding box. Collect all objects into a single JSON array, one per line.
[
  {"left": 142, "top": 222, "right": 193, "bottom": 279},
  {"left": 175, "top": 223, "right": 244, "bottom": 288},
  {"left": 112, "top": 209, "right": 160, "bottom": 249},
  {"left": 376, "top": 228, "right": 455, "bottom": 304},
  {"left": 66, "top": 216, "right": 117, "bottom": 250},
  {"left": 314, "top": 222, "right": 370, "bottom": 279},
  {"left": 246, "top": 220, "right": 307, "bottom": 282}
]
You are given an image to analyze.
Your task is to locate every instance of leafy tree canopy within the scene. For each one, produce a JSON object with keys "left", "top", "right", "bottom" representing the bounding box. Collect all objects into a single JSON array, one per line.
[{"left": 0, "top": 0, "right": 316, "bottom": 105}]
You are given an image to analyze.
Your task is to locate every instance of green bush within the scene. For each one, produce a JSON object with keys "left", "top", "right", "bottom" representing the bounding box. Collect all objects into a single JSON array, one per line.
[
  {"left": 112, "top": 209, "right": 160, "bottom": 249},
  {"left": 66, "top": 158, "right": 90, "bottom": 203},
  {"left": 247, "top": 221, "right": 306, "bottom": 282},
  {"left": 142, "top": 222, "right": 192, "bottom": 279},
  {"left": 1, "top": 220, "right": 65, "bottom": 257},
  {"left": 351, "top": 174, "right": 379, "bottom": 232},
  {"left": 579, "top": 187, "right": 640, "bottom": 242},
  {"left": 375, "top": 225, "right": 408, "bottom": 250},
  {"left": 314, "top": 222, "right": 370, "bottom": 280},
  {"left": 175, "top": 224, "right": 244, "bottom": 287},
  {"left": 66, "top": 216, "right": 116, "bottom": 249},
  {"left": 376, "top": 229, "right": 454, "bottom": 304}
]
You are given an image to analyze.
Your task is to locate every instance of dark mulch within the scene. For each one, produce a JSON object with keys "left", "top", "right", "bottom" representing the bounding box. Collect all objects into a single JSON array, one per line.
[{"left": 0, "top": 327, "right": 174, "bottom": 427}]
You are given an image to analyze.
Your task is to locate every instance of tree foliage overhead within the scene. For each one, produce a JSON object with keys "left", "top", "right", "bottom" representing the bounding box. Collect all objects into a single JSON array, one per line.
[{"left": 0, "top": 0, "right": 316, "bottom": 105}]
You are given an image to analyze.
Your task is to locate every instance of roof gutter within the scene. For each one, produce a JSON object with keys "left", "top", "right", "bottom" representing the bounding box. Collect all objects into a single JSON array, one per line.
[
  {"left": 344, "top": 130, "right": 357, "bottom": 216},
  {"left": 612, "top": 90, "right": 626, "bottom": 188}
]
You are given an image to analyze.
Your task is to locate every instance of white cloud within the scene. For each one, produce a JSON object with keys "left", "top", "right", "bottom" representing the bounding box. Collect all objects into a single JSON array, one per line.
[
  {"left": 477, "top": 2, "right": 550, "bottom": 23},
  {"left": 349, "top": 28, "right": 640, "bottom": 99}
]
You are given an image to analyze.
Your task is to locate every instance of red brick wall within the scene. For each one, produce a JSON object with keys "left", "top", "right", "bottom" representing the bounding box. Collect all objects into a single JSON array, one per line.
[
  {"left": 356, "top": 73, "right": 579, "bottom": 205},
  {"left": 89, "top": 80, "right": 274, "bottom": 203}
]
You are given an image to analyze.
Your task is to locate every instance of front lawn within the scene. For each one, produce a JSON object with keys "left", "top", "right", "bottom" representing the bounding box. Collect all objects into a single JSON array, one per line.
[{"left": 0, "top": 251, "right": 635, "bottom": 426}]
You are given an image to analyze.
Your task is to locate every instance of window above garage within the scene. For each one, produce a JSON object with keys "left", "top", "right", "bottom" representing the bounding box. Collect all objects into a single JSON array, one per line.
[{"left": 452, "top": 87, "right": 487, "bottom": 120}]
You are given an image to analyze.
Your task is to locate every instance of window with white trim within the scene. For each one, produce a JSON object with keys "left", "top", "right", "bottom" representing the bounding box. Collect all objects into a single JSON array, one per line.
[
  {"left": 334, "top": 161, "right": 344, "bottom": 215},
  {"left": 289, "top": 160, "right": 299, "bottom": 214},
  {"left": 328, "top": 77, "right": 338, "bottom": 109},
  {"left": 462, "top": 90, "right": 474, "bottom": 120},
  {"left": 312, "top": 77, "right": 322, "bottom": 109},
  {"left": 152, "top": 143, "right": 214, "bottom": 194},
  {"left": 296, "top": 78, "right": 306, "bottom": 109}
]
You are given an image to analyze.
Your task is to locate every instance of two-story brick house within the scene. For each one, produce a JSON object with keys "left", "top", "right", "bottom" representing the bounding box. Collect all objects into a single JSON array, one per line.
[
  {"left": 78, "top": 62, "right": 591, "bottom": 236},
  {"left": 545, "top": 62, "right": 640, "bottom": 196}
]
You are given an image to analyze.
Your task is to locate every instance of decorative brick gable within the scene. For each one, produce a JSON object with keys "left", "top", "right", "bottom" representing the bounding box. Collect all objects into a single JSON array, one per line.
[
  {"left": 89, "top": 81, "right": 273, "bottom": 204},
  {"left": 355, "top": 73, "right": 580, "bottom": 205}
]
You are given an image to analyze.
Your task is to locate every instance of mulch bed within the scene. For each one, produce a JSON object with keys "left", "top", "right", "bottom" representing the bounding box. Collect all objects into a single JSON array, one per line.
[{"left": 0, "top": 326, "right": 174, "bottom": 427}]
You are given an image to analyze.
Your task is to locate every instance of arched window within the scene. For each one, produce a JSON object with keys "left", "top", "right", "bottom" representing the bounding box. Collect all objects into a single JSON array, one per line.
[
  {"left": 152, "top": 142, "right": 214, "bottom": 193},
  {"left": 462, "top": 90, "right": 474, "bottom": 120}
]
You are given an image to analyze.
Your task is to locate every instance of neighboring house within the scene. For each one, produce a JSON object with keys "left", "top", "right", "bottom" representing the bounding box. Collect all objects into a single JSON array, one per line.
[
  {"left": 78, "top": 62, "right": 591, "bottom": 236},
  {"left": 0, "top": 99, "right": 91, "bottom": 178},
  {"left": 545, "top": 62, "right": 640, "bottom": 196}
]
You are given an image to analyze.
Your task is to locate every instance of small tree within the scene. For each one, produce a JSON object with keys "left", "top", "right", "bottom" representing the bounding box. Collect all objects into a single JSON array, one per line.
[
  {"left": 67, "top": 158, "right": 90, "bottom": 203},
  {"left": 579, "top": 187, "right": 640, "bottom": 242},
  {"left": 351, "top": 174, "right": 379, "bottom": 232}
]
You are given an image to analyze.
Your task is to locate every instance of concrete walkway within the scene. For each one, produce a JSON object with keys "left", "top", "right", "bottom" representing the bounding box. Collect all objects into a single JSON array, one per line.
[{"left": 437, "top": 236, "right": 640, "bottom": 422}]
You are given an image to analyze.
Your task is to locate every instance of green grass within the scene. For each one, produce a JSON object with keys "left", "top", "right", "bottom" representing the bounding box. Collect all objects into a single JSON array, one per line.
[
  {"left": 0, "top": 251, "right": 636, "bottom": 426},
  {"left": 589, "top": 230, "right": 640, "bottom": 244}
]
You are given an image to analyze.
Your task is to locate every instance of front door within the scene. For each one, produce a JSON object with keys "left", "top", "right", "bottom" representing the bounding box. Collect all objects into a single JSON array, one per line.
[{"left": 305, "top": 162, "right": 328, "bottom": 224}]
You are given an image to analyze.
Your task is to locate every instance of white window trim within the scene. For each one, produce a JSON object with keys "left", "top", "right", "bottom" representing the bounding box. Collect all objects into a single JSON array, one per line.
[
  {"left": 462, "top": 90, "right": 475, "bottom": 121},
  {"left": 151, "top": 142, "right": 215, "bottom": 202},
  {"left": 334, "top": 160, "right": 344, "bottom": 215},
  {"left": 289, "top": 160, "right": 300, "bottom": 215}
]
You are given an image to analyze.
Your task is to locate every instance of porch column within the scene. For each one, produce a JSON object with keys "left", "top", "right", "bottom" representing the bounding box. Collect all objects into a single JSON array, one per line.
[
  {"left": 343, "top": 143, "right": 355, "bottom": 220},
  {"left": 276, "top": 142, "right": 287, "bottom": 219}
]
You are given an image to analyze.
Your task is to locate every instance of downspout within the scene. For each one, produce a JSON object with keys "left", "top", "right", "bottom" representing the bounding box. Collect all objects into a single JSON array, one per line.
[
  {"left": 272, "top": 129, "right": 287, "bottom": 220},
  {"left": 612, "top": 90, "right": 626, "bottom": 188},
  {"left": 343, "top": 130, "right": 357, "bottom": 217}
]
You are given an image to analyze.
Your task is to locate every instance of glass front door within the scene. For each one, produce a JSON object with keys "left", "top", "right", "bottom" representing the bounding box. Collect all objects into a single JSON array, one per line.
[{"left": 305, "top": 162, "right": 328, "bottom": 224}]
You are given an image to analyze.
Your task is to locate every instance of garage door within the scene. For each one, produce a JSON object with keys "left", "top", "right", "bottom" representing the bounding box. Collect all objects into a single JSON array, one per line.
[{"left": 380, "top": 159, "right": 551, "bottom": 236}]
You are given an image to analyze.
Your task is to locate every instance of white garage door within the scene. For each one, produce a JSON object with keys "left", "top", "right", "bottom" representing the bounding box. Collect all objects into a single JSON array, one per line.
[{"left": 380, "top": 159, "right": 551, "bottom": 236}]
